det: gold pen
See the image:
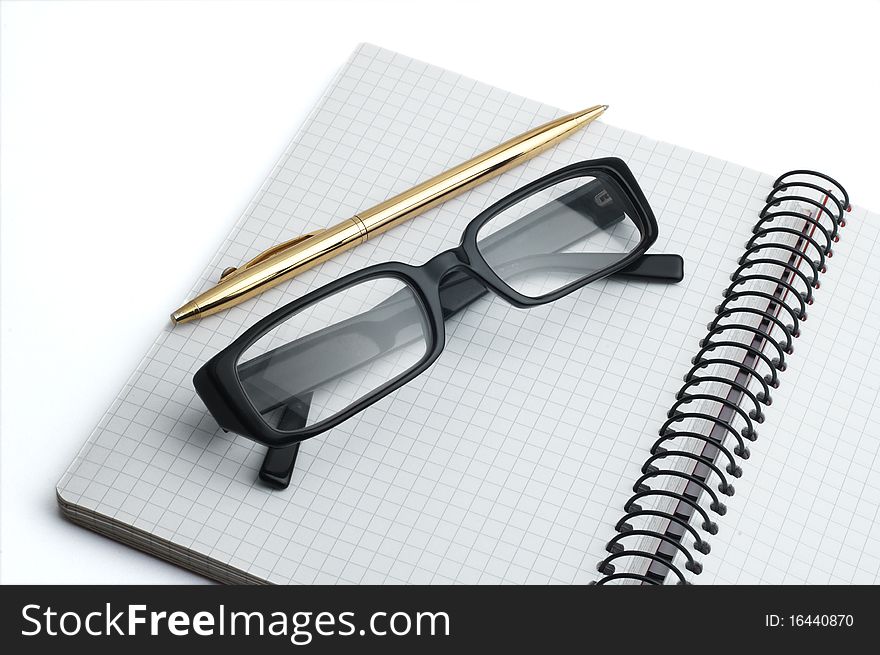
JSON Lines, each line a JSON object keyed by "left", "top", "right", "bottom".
{"left": 171, "top": 104, "right": 608, "bottom": 324}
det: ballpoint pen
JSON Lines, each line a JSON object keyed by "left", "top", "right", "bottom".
{"left": 171, "top": 104, "right": 608, "bottom": 324}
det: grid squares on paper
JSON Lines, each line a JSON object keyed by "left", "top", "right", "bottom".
{"left": 59, "top": 43, "right": 776, "bottom": 584}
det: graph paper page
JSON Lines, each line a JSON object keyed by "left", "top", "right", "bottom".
{"left": 58, "top": 44, "right": 772, "bottom": 584}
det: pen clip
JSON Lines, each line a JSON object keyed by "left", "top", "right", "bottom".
{"left": 220, "top": 231, "right": 324, "bottom": 281}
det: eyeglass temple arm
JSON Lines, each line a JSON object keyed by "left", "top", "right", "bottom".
{"left": 617, "top": 253, "right": 685, "bottom": 282}
{"left": 258, "top": 394, "right": 311, "bottom": 488}
{"left": 440, "top": 253, "right": 681, "bottom": 317}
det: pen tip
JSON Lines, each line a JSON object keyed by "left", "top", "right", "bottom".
{"left": 573, "top": 104, "right": 608, "bottom": 121}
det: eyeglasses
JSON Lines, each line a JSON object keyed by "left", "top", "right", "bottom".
{"left": 195, "top": 158, "right": 683, "bottom": 488}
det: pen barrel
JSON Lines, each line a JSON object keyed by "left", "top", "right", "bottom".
{"left": 355, "top": 106, "right": 604, "bottom": 237}
{"left": 180, "top": 220, "right": 364, "bottom": 321}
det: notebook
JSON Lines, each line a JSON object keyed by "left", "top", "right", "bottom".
{"left": 57, "top": 43, "right": 880, "bottom": 584}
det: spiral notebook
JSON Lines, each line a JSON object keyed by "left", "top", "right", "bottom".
{"left": 57, "top": 43, "right": 880, "bottom": 584}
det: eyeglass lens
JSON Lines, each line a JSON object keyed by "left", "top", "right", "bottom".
{"left": 477, "top": 174, "right": 644, "bottom": 298}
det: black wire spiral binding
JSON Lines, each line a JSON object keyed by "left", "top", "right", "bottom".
{"left": 596, "top": 170, "right": 850, "bottom": 585}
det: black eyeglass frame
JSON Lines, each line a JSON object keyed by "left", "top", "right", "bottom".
{"left": 196, "top": 158, "right": 669, "bottom": 486}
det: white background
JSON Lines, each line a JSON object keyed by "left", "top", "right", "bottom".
{"left": 2, "top": 0, "right": 878, "bottom": 583}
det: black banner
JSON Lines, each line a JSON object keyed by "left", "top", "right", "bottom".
{"left": 1, "top": 585, "right": 875, "bottom": 651}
